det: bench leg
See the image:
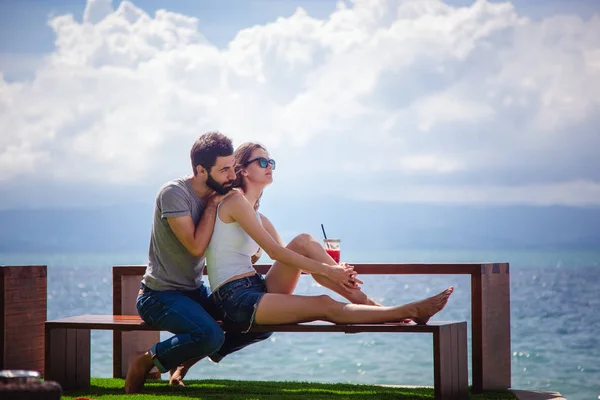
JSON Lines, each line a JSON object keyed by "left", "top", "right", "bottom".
{"left": 433, "top": 323, "right": 468, "bottom": 400}
{"left": 114, "top": 331, "right": 161, "bottom": 379}
{"left": 45, "top": 327, "right": 90, "bottom": 391}
{"left": 472, "top": 263, "right": 511, "bottom": 392}
{"left": 113, "top": 273, "right": 161, "bottom": 379}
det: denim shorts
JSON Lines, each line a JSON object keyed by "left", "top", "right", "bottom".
{"left": 213, "top": 274, "right": 267, "bottom": 332}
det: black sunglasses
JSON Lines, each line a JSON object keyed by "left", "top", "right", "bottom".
{"left": 245, "top": 157, "right": 276, "bottom": 170}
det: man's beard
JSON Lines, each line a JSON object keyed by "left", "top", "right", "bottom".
{"left": 206, "top": 173, "right": 234, "bottom": 195}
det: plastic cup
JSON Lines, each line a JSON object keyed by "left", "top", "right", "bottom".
{"left": 323, "top": 238, "right": 341, "bottom": 263}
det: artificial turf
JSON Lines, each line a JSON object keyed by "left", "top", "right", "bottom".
{"left": 61, "top": 378, "right": 517, "bottom": 399}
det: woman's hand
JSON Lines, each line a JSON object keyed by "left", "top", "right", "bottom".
{"left": 327, "top": 263, "right": 362, "bottom": 288}
{"left": 341, "top": 262, "right": 363, "bottom": 289}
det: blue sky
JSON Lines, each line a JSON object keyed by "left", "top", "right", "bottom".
{"left": 0, "top": 0, "right": 599, "bottom": 209}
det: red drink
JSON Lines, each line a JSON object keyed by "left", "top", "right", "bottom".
{"left": 325, "top": 248, "right": 341, "bottom": 263}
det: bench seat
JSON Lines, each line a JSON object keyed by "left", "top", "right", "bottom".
{"left": 45, "top": 315, "right": 468, "bottom": 400}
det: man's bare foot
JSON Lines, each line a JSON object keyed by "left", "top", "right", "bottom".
{"left": 410, "top": 286, "right": 454, "bottom": 325}
{"left": 125, "top": 352, "right": 154, "bottom": 394}
{"left": 169, "top": 365, "right": 187, "bottom": 387}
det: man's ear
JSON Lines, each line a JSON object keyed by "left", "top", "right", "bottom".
{"left": 196, "top": 165, "right": 208, "bottom": 176}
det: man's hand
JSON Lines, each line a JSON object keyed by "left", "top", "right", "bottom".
{"left": 207, "top": 188, "right": 243, "bottom": 207}
{"left": 251, "top": 248, "right": 263, "bottom": 264}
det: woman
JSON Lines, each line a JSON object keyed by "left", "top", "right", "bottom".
{"left": 205, "top": 142, "right": 453, "bottom": 330}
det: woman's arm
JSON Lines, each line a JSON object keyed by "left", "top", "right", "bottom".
{"left": 222, "top": 195, "right": 351, "bottom": 284}
{"left": 259, "top": 213, "right": 286, "bottom": 247}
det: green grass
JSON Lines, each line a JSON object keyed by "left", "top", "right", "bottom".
{"left": 61, "top": 378, "right": 517, "bottom": 400}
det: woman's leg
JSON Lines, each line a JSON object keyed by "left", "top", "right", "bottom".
{"left": 254, "top": 287, "right": 454, "bottom": 325}
{"left": 265, "top": 233, "right": 379, "bottom": 305}
{"left": 264, "top": 233, "right": 308, "bottom": 294}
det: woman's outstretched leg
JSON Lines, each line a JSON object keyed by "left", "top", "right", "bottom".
{"left": 254, "top": 287, "right": 454, "bottom": 325}
{"left": 265, "top": 233, "right": 379, "bottom": 305}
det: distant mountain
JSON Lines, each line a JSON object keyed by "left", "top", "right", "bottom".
{"left": 262, "top": 197, "right": 600, "bottom": 251}
{"left": 0, "top": 203, "right": 154, "bottom": 252}
{"left": 0, "top": 198, "right": 599, "bottom": 252}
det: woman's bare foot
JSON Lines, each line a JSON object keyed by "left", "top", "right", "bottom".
{"left": 168, "top": 357, "right": 203, "bottom": 386}
{"left": 410, "top": 286, "right": 454, "bottom": 325}
{"left": 125, "top": 352, "right": 154, "bottom": 394}
{"left": 169, "top": 365, "right": 187, "bottom": 387}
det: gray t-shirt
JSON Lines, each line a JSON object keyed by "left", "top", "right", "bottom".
{"left": 142, "top": 177, "right": 207, "bottom": 291}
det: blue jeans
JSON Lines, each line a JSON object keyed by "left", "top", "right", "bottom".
{"left": 136, "top": 282, "right": 272, "bottom": 373}
{"left": 213, "top": 274, "right": 268, "bottom": 332}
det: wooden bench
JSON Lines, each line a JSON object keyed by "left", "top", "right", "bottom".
{"left": 45, "top": 262, "right": 511, "bottom": 399}
{"left": 45, "top": 315, "right": 468, "bottom": 400}
{"left": 113, "top": 264, "right": 511, "bottom": 393}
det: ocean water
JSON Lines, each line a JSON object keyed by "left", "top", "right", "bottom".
{"left": 1, "top": 249, "right": 599, "bottom": 400}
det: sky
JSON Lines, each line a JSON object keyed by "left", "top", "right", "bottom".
{"left": 0, "top": 0, "right": 599, "bottom": 210}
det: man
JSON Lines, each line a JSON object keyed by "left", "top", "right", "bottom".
{"left": 125, "top": 132, "right": 271, "bottom": 394}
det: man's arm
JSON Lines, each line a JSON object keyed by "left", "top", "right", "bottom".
{"left": 167, "top": 202, "right": 217, "bottom": 257}
{"left": 167, "top": 191, "right": 241, "bottom": 257}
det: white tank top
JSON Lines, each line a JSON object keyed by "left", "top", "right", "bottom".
{"left": 205, "top": 203, "right": 262, "bottom": 291}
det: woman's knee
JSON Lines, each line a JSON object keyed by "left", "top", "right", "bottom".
{"left": 288, "top": 233, "right": 315, "bottom": 252}
{"left": 314, "top": 294, "right": 341, "bottom": 319}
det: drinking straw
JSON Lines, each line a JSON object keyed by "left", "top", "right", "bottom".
{"left": 321, "top": 224, "right": 331, "bottom": 249}
{"left": 321, "top": 224, "right": 328, "bottom": 240}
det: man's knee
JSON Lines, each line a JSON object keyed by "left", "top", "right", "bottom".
{"left": 190, "top": 326, "right": 225, "bottom": 355}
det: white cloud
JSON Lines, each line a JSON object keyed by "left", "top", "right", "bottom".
{"left": 0, "top": 0, "right": 599, "bottom": 205}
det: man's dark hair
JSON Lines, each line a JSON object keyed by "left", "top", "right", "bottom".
{"left": 190, "top": 131, "right": 234, "bottom": 175}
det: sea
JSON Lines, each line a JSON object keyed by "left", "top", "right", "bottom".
{"left": 1, "top": 249, "right": 599, "bottom": 400}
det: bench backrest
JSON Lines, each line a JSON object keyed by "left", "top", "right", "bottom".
{"left": 112, "top": 262, "right": 490, "bottom": 315}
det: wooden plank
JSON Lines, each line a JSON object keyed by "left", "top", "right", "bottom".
{"left": 471, "top": 270, "right": 483, "bottom": 392}
{"left": 433, "top": 328, "right": 443, "bottom": 400}
{"left": 121, "top": 331, "right": 161, "bottom": 379}
{"left": 113, "top": 266, "right": 147, "bottom": 276}
{"left": 256, "top": 263, "right": 480, "bottom": 275}
{"left": 456, "top": 322, "right": 469, "bottom": 399}
{"left": 118, "top": 275, "right": 161, "bottom": 379}
{"left": 46, "top": 315, "right": 457, "bottom": 333}
{"left": 64, "top": 328, "right": 78, "bottom": 390}
{"left": 112, "top": 266, "right": 123, "bottom": 379}
{"left": 45, "top": 327, "right": 67, "bottom": 386}
{"left": 76, "top": 329, "right": 91, "bottom": 389}
{"left": 0, "top": 268, "right": 4, "bottom": 368}
{"left": 480, "top": 262, "right": 511, "bottom": 391}
{"left": 115, "top": 264, "right": 482, "bottom": 276}
{"left": 434, "top": 324, "right": 465, "bottom": 400}
{"left": 450, "top": 324, "right": 459, "bottom": 397}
